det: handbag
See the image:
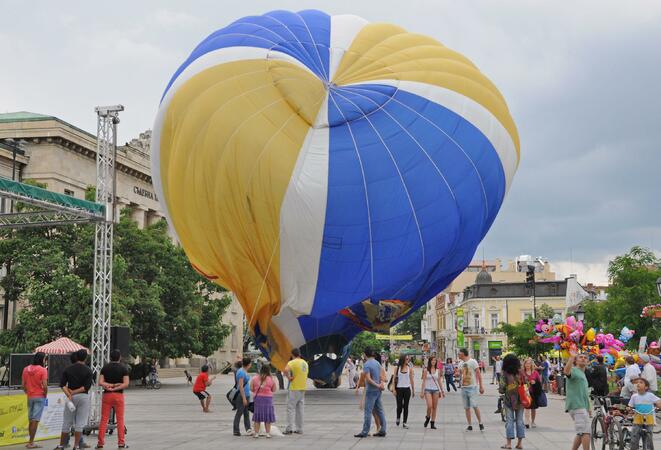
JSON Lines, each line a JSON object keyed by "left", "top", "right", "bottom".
{"left": 518, "top": 376, "right": 532, "bottom": 409}
{"left": 388, "top": 366, "right": 399, "bottom": 393}
{"left": 537, "top": 390, "right": 548, "bottom": 407}
{"left": 226, "top": 372, "right": 240, "bottom": 407}
{"left": 248, "top": 376, "right": 268, "bottom": 413}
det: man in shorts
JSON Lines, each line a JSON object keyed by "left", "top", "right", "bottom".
{"left": 56, "top": 349, "right": 94, "bottom": 450}
{"left": 564, "top": 352, "right": 591, "bottom": 450}
{"left": 22, "top": 352, "right": 48, "bottom": 449}
{"left": 458, "top": 348, "right": 484, "bottom": 431}
{"left": 193, "top": 364, "right": 216, "bottom": 412}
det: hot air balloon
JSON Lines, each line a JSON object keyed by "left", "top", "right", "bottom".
{"left": 151, "top": 10, "right": 519, "bottom": 386}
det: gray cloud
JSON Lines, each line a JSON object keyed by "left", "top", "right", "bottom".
{"left": 1, "top": 0, "right": 659, "bottom": 283}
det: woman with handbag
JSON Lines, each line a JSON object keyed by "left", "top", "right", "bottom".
{"left": 522, "top": 358, "right": 541, "bottom": 428}
{"left": 390, "top": 354, "right": 415, "bottom": 428}
{"left": 420, "top": 355, "right": 445, "bottom": 429}
{"left": 498, "top": 354, "right": 526, "bottom": 449}
{"left": 250, "top": 363, "right": 277, "bottom": 438}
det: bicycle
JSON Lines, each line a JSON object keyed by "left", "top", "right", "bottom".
{"left": 608, "top": 404, "right": 656, "bottom": 450}
{"left": 145, "top": 373, "right": 162, "bottom": 390}
{"left": 590, "top": 395, "right": 611, "bottom": 450}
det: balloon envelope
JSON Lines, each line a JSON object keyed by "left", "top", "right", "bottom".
{"left": 152, "top": 10, "right": 519, "bottom": 383}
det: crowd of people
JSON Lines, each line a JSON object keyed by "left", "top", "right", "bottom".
{"left": 18, "top": 342, "right": 660, "bottom": 449}
{"left": 21, "top": 348, "right": 129, "bottom": 450}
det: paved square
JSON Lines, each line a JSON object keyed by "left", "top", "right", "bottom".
{"left": 4, "top": 375, "right": 657, "bottom": 449}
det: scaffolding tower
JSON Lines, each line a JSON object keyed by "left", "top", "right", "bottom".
{"left": 89, "top": 105, "right": 123, "bottom": 427}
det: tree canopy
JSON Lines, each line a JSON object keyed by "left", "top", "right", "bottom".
{"left": 584, "top": 246, "right": 661, "bottom": 347}
{"left": 349, "top": 331, "right": 386, "bottom": 359}
{"left": 396, "top": 304, "right": 427, "bottom": 340}
{"left": 0, "top": 206, "right": 231, "bottom": 360}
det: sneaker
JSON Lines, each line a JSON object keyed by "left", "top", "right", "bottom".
{"left": 531, "top": 423, "right": 537, "bottom": 428}
{"left": 396, "top": 419, "right": 400, "bottom": 426}
{"left": 466, "top": 426, "right": 473, "bottom": 431}
{"left": 479, "top": 423, "right": 484, "bottom": 431}
{"left": 283, "top": 430, "right": 293, "bottom": 435}
{"left": 253, "top": 434, "right": 259, "bottom": 439}
{"left": 246, "top": 429, "right": 255, "bottom": 436}
{"left": 354, "top": 433, "right": 368, "bottom": 438}
{"left": 403, "top": 423, "right": 409, "bottom": 429}
{"left": 265, "top": 434, "right": 271, "bottom": 439}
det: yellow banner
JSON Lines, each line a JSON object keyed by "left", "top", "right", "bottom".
{"left": 0, "top": 393, "right": 65, "bottom": 446}
{"left": 375, "top": 334, "right": 413, "bottom": 341}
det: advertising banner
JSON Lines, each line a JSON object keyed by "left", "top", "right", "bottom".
{"left": 0, "top": 393, "right": 66, "bottom": 447}
{"left": 456, "top": 308, "right": 465, "bottom": 348}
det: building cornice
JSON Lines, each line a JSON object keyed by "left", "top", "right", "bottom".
{"left": 0, "top": 120, "right": 153, "bottom": 183}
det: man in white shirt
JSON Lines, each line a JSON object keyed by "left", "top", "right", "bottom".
{"left": 495, "top": 356, "right": 503, "bottom": 384}
{"left": 638, "top": 354, "right": 658, "bottom": 392}
{"left": 458, "top": 348, "right": 484, "bottom": 431}
{"left": 622, "top": 355, "right": 642, "bottom": 399}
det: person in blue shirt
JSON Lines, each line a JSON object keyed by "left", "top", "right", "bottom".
{"left": 233, "top": 357, "right": 253, "bottom": 436}
{"left": 354, "top": 347, "right": 387, "bottom": 438}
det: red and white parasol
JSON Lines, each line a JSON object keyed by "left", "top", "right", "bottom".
{"left": 35, "top": 337, "right": 89, "bottom": 355}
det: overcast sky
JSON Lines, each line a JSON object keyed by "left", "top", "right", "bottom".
{"left": 2, "top": 1, "right": 660, "bottom": 284}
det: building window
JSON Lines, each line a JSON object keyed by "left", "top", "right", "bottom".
{"left": 523, "top": 312, "right": 533, "bottom": 321}
{"left": 231, "top": 325, "right": 238, "bottom": 350}
{"left": 473, "top": 313, "right": 480, "bottom": 329}
{"left": 490, "top": 313, "right": 499, "bottom": 329}
{"left": 64, "top": 189, "right": 74, "bottom": 197}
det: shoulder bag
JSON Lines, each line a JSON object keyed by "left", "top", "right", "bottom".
{"left": 226, "top": 372, "right": 240, "bottom": 407}
{"left": 518, "top": 375, "right": 532, "bottom": 409}
{"left": 249, "top": 377, "right": 266, "bottom": 413}
{"left": 388, "top": 365, "right": 399, "bottom": 393}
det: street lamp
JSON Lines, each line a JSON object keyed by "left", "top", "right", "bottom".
{"left": 575, "top": 304, "right": 585, "bottom": 322}
{"left": 656, "top": 277, "right": 661, "bottom": 298}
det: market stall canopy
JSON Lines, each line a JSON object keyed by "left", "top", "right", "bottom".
{"left": 35, "top": 337, "right": 88, "bottom": 355}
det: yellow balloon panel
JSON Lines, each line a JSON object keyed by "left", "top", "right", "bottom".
{"left": 158, "top": 59, "right": 325, "bottom": 369}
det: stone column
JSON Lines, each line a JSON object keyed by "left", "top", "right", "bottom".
{"left": 130, "top": 205, "right": 148, "bottom": 229}
{"left": 115, "top": 197, "right": 130, "bottom": 220}
{"left": 147, "top": 211, "right": 164, "bottom": 226}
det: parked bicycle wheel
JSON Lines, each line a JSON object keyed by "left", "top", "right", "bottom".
{"left": 152, "top": 380, "right": 162, "bottom": 390}
{"left": 591, "top": 415, "right": 606, "bottom": 450}
{"left": 608, "top": 419, "right": 623, "bottom": 450}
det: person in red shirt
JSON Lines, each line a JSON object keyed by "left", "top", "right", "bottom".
{"left": 22, "top": 352, "right": 48, "bottom": 449}
{"left": 193, "top": 365, "right": 216, "bottom": 412}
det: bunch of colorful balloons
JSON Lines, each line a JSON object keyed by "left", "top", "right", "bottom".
{"left": 533, "top": 315, "right": 635, "bottom": 360}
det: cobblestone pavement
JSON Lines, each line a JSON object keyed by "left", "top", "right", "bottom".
{"left": 6, "top": 375, "right": 659, "bottom": 449}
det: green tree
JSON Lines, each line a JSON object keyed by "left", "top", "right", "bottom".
{"left": 396, "top": 305, "right": 426, "bottom": 340}
{"left": 583, "top": 246, "right": 661, "bottom": 348}
{"left": 537, "top": 303, "right": 556, "bottom": 320}
{"left": 0, "top": 208, "right": 231, "bottom": 360}
{"left": 499, "top": 318, "right": 552, "bottom": 357}
{"left": 349, "top": 331, "right": 385, "bottom": 359}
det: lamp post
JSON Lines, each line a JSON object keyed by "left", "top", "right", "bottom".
{"left": 656, "top": 277, "right": 661, "bottom": 298}
{"left": 575, "top": 304, "right": 585, "bottom": 322}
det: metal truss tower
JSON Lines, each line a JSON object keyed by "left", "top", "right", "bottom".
{"left": 89, "top": 105, "right": 123, "bottom": 426}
